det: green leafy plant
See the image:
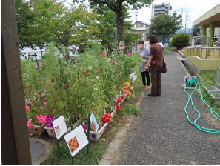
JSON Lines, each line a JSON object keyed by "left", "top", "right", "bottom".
{"left": 120, "top": 104, "right": 141, "bottom": 116}
{"left": 171, "top": 33, "right": 190, "bottom": 49}
{"left": 22, "top": 42, "right": 136, "bottom": 128}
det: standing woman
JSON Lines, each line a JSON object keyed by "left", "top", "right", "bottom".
{"left": 138, "top": 41, "right": 150, "bottom": 90}
{"left": 145, "top": 36, "right": 163, "bottom": 96}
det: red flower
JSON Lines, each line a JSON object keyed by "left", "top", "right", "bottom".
{"left": 102, "top": 112, "right": 112, "bottom": 124}
{"left": 116, "top": 104, "right": 121, "bottom": 113}
{"left": 99, "top": 51, "right": 104, "bottom": 54}
{"left": 51, "top": 79, "right": 54, "bottom": 82}
{"left": 55, "top": 87, "right": 58, "bottom": 90}
{"left": 101, "top": 54, "right": 104, "bottom": 57}
{"left": 121, "top": 94, "right": 124, "bottom": 99}
{"left": 117, "top": 97, "right": 121, "bottom": 103}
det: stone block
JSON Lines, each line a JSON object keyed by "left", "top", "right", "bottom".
{"left": 214, "top": 49, "right": 220, "bottom": 58}
{"left": 188, "top": 56, "right": 219, "bottom": 70}
{"left": 201, "top": 49, "right": 207, "bottom": 59}
{"left": 183, "top": 47, "right": 189, "bottom": 56}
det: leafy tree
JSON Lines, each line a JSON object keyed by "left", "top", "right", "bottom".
{"left": 56, "top": 4, "right": 100, "bottom": 49}
{"left": 193, "top": 26, "right": 200, "bottom": 36}
{"left": 73, "top": 0, "right": 153, "bottom": 43}
{"left": 30, "top": 0, "right": 67, "bottom": 48}
{"left": 15, "top": 0, "right": 67, "bottom": 48}
{"left": 15, "top": 0, "right": 99, "bottom": 50}
{"left": 150, "top": 12, "right": 182, "bottom": 43}
{"left": 96, "top": 7, "right": 141, "bottom": 51}
{"left": 96, "top": 9, "right": 117, "bottom": 51}
{"left": 14, "top": 0, "right": 35, "bottom": 48}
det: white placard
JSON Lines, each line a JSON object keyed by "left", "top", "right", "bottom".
{"left": 130, "top": 72, "right": 137, "bottom": 82}
{"left": 64, "top": 125, "right": 89, "bottom": 157}
{"left": 53, "top": 115, "right": 67, "bottom": 139}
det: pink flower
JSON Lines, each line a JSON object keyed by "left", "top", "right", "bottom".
{"left": 44, "top": 102, "right": 47, "bottom": 109}
{"left": 113, "top": 61, "right": 118, "bottom": 65}
{"left": 101, "top": 54, "right": 104, "bottom": 57}
{"left": 27, "top": 119, "right": 32, "bottom": 129}
{"left": 107, "top": 57, "right": 111, "bottom": 62}
{"left": 73, "top": 47, "right": 76, "bottom": 50}
{"left": 99, "top": 51, "right": 104, "bottom": 54}
{"left": 35, "top": 65, "right": 38, "bottom": 69}
{"left": 36, "top": 114, "right": 47, "bottom": 127}
{"left": 115, "top": 59, "right": 118, "bottom": 62}
{"left": 127, "top": 53, "right": 131, "bottom": 56}
{"left": 25, "top": 105, "right": 30, "bottom": 113}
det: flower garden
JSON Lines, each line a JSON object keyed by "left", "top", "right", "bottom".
{"left": 22, "top": 42, "right": 137, "bottom": 138}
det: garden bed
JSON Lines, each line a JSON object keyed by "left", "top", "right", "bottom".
{"left": 22, "top": 42, "right": 137, "bottom": 136}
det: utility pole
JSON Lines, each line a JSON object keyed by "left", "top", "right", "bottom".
{"left": 185, "top": 11, "right": 189, "bottom": 33}
{"left": 134, "top": 11, "right": 139, "bottom": 28}
{"left": 134, "top": 11, "right": 139, "bottom": 53}
{"left": 181, "top": 8, "right": 183, "bottom": 32}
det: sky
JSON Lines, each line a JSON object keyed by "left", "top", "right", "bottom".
{"left": 128, "top": 0, "right": 220, "bottom": 28}
{"left": 64, "top": 0, "right": 220, "bottom": 29}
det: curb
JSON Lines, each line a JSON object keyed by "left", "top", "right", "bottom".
{"left": 99, "top": 92, "right": 145, "bottom": 165}
{"left": 31, "top": 138, "right": 52, "bottom": 165}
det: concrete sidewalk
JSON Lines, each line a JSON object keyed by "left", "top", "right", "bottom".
{"left": 117, "top": 52, "right": 220, "bottom": 165}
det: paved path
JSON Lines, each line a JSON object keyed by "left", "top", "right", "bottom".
{"left": 117, "top": 52, "right": 220, "bottom": 165}
{"left": 30, "top": 139, "right": 45, "bottom": 163}
{"left": 30, "top": 138, "right": 52, "bottom": 164}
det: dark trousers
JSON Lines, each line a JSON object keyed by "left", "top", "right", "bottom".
{"left": 141, "top": 70, "right": 150, "bottom": 86}
{"left": 151, "top": 67, "right": 161, "bottom": 95}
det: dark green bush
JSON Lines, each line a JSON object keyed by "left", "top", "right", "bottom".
{"left": 171, "top": 33, "right": 190, "bottom": 49}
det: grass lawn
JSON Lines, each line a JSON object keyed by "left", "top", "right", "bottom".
{"left": 164, "top": 47, "right": 176, "bottom": 53}
{"left": 199, "top": 70, "right": 220, "bottom": 113}
{"left": 42, "top": 53, "right": 144, "bottom": 165}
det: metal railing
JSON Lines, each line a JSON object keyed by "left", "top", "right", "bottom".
{"left": 192, "top": 36, "right": 220, "bottom": 47}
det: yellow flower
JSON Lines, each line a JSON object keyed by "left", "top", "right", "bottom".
{"left": 130, "top": 86, "right": 134, "bottom": 91}
{"left": 125, "top": 82, "right": 130, "bottom": 87}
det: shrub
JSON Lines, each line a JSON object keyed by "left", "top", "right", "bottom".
{"left": 171, "top": 33, "right": 190, "bottom": 49}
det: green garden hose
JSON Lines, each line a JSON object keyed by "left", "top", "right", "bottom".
{"left": 184, "top": 77, "right": 220, "bottom": 133}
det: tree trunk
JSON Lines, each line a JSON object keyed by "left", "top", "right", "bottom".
{"left": 162, "top": 35, "right": 165, "bottom": 44}
{"left": 116, "top": 6, "right": 124, "bottom": 44}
